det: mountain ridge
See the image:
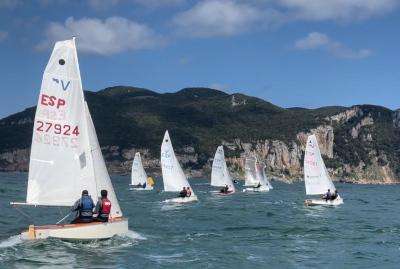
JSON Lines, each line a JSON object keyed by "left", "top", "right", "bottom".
{"left": 0, "top": 86, "right": 399, "bottom": 184}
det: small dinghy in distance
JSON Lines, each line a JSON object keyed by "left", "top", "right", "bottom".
{"left": 161, "top": 131, "right": 198, "bottom": 203}
{"left": 304, "top": 135, "right": 343, "bottom": 206}
{"left": 243, "top": 157, "right": 270, "bottom": 192}
{"left": 130, "top": 152, "right": 153, "bottom": 191}
{"left": 10, "top": 38, "right": 128, "bottom": 240}
{"left": 211, "top": 146, "right": 235, "bottom": 195}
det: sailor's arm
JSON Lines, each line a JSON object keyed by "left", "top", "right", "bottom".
{"left": 93, "top": 200, "right": 101, "bottom": 215}
{"left": 71, "top": 198, "right": 81, "bottom": 211}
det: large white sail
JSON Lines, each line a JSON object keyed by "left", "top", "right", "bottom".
{"left": 244, "top": 157, "right": 258, "bottom": 186}
{"left": 131, "top": 152, "right": 147, "bottom": 186}
{"left": 84, "top": 102, "right": 122, "bottom": 217}
{"left": 26, "top": 38, "right": 122, "bottom": 217}
{"left": 304, "top": 134, "right": 336, "bottom": 195}
{"left": 211, "top": 146, "right": 234, "bottom": 191}
{"left": 161, "top": 130, "right": 194, "bottom": 193}
{"left": 262, "top": 167, "right": 273, "bottom": 189}
{"left": 255, "top": 162, "right": 268, "bottom": 187}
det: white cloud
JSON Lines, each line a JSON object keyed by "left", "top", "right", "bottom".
{"left": 37, "top": 17, "right": 163, "bottom": 55}
{"left": 170, "top": 0, "right": 399, "bottom": 38}
{"left": 294, "top": 32, "right": 372, "bottom": 59}
{"left": 0, "top": 31, "right": 7, "bottom": 42}
{"left": 279, "top": 0, "right": 399, "bottom": 21}
{"left": 172, "top": 0, "right": 264, "bottom": 37}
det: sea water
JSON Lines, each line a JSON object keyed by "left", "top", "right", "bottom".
{"left": 1, "top": 172, "right": 400, "bottom": 268}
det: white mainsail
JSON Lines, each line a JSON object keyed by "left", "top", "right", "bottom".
{"left": 211, "top": 146, "right": 235, "bottom": 191}
{"left": 244, "top": 157, "right": 258, "bottom": 186}
{"left": 161, "top": 130, "right": 194, "bottom": 194}
{"left": 255, "top": 162, "right": 269, "bottom": 188}
{"left": 304, "top": 134, "right": 336, "bottom": 195}
{"left": 26, "top": 38, "right": 122, "bottom": 217}
{"left": 262, "top": 167, "right": 273, "bottom": 189}
{"left": 131, "top": 152, "right": 148, "bottom": 186}
{"left": 255, "top": 162, "right": 273, "bottom": 189}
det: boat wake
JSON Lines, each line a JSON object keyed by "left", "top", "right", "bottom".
{"left": 0, "top": 234, "right": 27, "bottom": 249}
{"left": 0, "top": 230, "right": 145, "bottom": 251}
{"left": 120, "top": 230, "right": 147, "bottom": 241}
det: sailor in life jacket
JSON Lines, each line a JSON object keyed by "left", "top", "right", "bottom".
{"left": 71, "top": 190, "right": 95, "bottom": 224}
{"left": 94, "top": 189, "right": 112, "bottom": 222}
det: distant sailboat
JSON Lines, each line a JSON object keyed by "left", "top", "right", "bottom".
{"left": 256, "top": 162, "right": 273, "bottom": 190}
{"left": 10, "top": 38, "right": 128, "bottom": 239}
{"left": 130, "top": 152, "right": 153, "bottom": 191}
{"left": 211, "top": 146, "right": 235, "bottom": 194}
{"left": 243, "top": 157, "right": 270, "bottom": 192}
{"left": 304, "top": 134, "right": 343, "bottom": 206}
{"left": 161, "top": 130, "right": 198, "bottom": 203}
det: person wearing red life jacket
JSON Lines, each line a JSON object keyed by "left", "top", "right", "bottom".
{"left": 94, "top": 189, "right": 111, "bottom": 222}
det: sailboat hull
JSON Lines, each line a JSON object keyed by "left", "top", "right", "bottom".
{"left": 165, "top": 196, "right": 198, "bottom": 203}
{"left": 304, "top": 197, "right": 344, "bottom": 206}
{"left": 22, "top": 218, "right": 129, "bottom": 240}
{"left": 129, "top": 187, "right": 154, "bottom": 191}
{"left": 243, "top": 186, "right": 270, "bottom": 192}
{"left": 219, "top": 190, "right": 235, "bottom": 195}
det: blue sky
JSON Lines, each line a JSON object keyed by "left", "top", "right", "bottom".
{"left": 0, "top": 0, "right": 399, "bottom": 118}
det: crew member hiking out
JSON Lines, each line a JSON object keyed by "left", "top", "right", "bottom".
{"left": 94, "top": 189, "right": 111, "bottom": 222}
{"left": 186, "top": 187, "right": 192, "bottom": 197}
{"left": 71, "top": 190, "right": 95, "bottom": 224}
{"left": 322, "top": 189, "right": 332, "bottom": 201}
{"left": 179, "top": 187, "right": 187, "bottom": 198}
{"left": 220, "top": 185, "right": 229, "bottom": 193}
{"left": 331, "top": 190, "right": 338, "bottom": 200}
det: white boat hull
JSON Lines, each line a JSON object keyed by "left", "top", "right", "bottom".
{"left": 129, "top": 187, "right": 153, "bottom": 191}
{"left": 165, "top": 196, "right": 198, "bottom": 203}
{"left": 304, "top": 197, "right": 344, "bottom": 206}
{"left": 243, "top": 186, "right": 270, "bottom": 192}
{"left": 22, "top": 218, "right": 129, "bottom": 240}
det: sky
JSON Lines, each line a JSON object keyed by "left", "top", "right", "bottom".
{"left": 0, "top": 0, "right": 399, "bottom": 118}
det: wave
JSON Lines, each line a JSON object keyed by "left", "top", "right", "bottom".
{"left": 120, "top": 230, "right": 147, "bottom": 241}
{"left": 0, "top": 234, "right": 27, "bottom": 249}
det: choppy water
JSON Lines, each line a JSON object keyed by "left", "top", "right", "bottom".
{"left": 1, "top": 172, "right": 400, "bottom": 268}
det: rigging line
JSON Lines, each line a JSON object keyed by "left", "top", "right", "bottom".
{"left": 12, "top": 205, "right": 35, "bottom": 223}
{"left": 56, "top": 212, "right": 72, "bottom": 225}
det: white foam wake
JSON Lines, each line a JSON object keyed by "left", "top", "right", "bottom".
{"left": 120, "top": 230, "right": 147, "bottom": 241}
{"left": 0, "top": 234, "right": 27, "bottom": 249}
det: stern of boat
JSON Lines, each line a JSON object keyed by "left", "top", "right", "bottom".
{"left": 21, "top": 217, "right": 129, "bottom": 240}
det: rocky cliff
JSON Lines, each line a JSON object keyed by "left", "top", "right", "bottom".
{"left": 0, "top": 87, "right": 399, "bottom": 184}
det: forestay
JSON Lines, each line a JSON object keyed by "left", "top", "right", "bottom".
{"left": 304, "top": 134, "right": 336, "bottom": 195}
{"left": 244, "top": 157, "right": 258, "bottom": 186}
{"left": 26, "top": 38, "right": 122, "bottom": 217}
{"left": 131, "top": 152, "right": 148, "bottom": 186}
{"left": 211, "top": 146, "right": 235, "bottom": 190}
{"left": 161, "top": 130, "right": 193, "bottom": 193}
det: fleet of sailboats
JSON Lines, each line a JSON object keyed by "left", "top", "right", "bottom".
{"left": 9, "top": 37, "right": 344, "bottom": 241}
